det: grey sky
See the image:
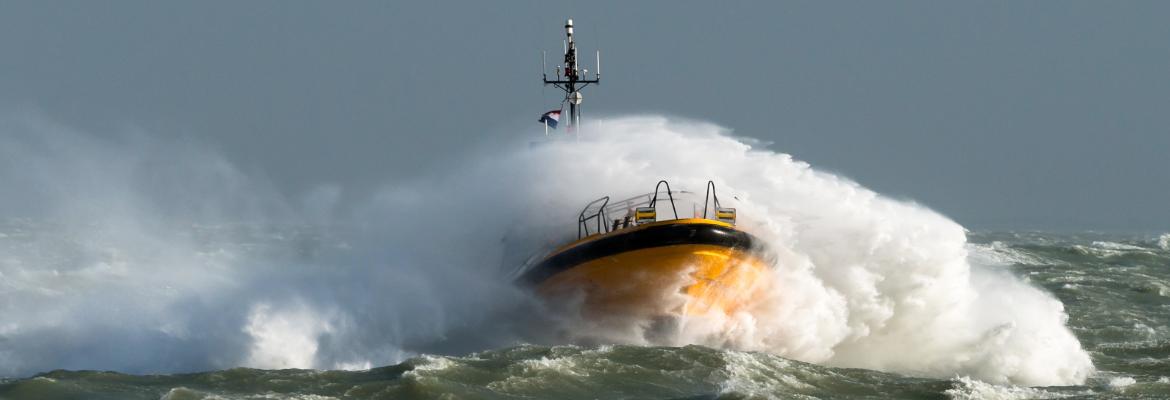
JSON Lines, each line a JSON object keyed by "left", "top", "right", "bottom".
{"left": 1, "top": 1, "right": 1167, "bottom": 230}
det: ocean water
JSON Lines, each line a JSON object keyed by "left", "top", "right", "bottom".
{"left": 0, "top": 114, "right": 1166, "bottom": 399}
{"left": 1, "top": 230, "right": 1168, "bottom": 399}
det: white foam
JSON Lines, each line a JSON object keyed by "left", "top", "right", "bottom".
{"left": 1107, "top": 376, "right": 1136, "bottom": 391}
{"left": 944, "top": 376, "right": 1069, "bottom": 400}
{"left": 0, "top": 113, "right": 1093, "bottom": 386}
{"left": 718, "top": 350, "right": 811, "bottom": 396}
{"left": 1092, "top": 241, "right": 1146, "bottom": 251}
{"left": 967, "top": 242, "right": 1052, "bottom": 267}
{"left": 160, "top": 387, "right": 223, "bottom": 400}
{"left": 408, "top": 355, "right": 457, "bottom": 372}
{"left": 511, "top": 117, "right": 1092, "bottom": 385}
{"left": 243, "top": 302, "right": 334, "bottom": 370}
{"left": 1074, "top": 241, "right": 1157, "bottom": 258}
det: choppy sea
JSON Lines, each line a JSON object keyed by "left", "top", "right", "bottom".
{"left": 1, "top": 230, "right": 1166, "bottom": 400}
{"left": 2, "top": 114, "right": 1167, "bottom": 399}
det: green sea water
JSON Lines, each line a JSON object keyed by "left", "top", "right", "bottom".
{"left": 1, "top": 231, "right": 1167, "bottom": 400}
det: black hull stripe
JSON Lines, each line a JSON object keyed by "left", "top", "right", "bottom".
{"left": 517, "top": 222, "right": 760, "bottom": 286}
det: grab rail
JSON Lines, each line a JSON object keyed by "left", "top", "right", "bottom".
{"left": 578, "top": 180, "right": 715, "bottom": 238}
{"left": 649, "top": 180, "right": 679, "bottom": 220}
{"left": 577, "top": 196, "right": 610, "bottom": 238}
{"left": 702, "top": 180, "right": 720, "bottom": 219}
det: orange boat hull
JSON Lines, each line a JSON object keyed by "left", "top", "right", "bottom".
{"left": 519, "top": 219, "right": 771, "bottom": 321}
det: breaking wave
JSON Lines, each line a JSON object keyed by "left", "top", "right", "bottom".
{"left": 0, "top": 112, "right": 1092, "bottom": 386}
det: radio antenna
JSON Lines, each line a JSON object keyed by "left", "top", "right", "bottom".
{"left": 542, "top": 18, "right": 600, "bottom": 134}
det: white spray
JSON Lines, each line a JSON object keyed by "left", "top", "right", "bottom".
{"left": 502, "top": 116, "right": 1093, "bottom": 386}
{"left": 0, "top": 113, "right": 1092, "bottom": 386}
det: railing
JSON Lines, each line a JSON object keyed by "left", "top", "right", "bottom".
{"left": 649, "top": 180, "right": 679, "bottom": 220}
{"left": 577, "top": 196, "right": 610, "bottom": 238}
{"left": 577, "top": 180, "right": 730, "bottom": 239}
{"left": 703, "top": 180, "right": 720, "bottom": 219}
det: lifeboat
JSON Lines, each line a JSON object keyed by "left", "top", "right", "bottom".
{"left": 516, "top": 180, "right": 772, "bottom": 322}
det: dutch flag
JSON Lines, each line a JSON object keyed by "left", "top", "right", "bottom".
{"left": 538, "top": 110, "right": 561, "bottom": 129}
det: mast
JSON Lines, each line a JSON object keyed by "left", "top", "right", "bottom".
{"left": 543, "top": 18, "right": 599, "bottom": 134}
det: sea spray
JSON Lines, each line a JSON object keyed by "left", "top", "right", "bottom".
{"left": 0, "top": 112, "right": 1093, "bottom": 386}
{"left": 0, "top": 112, "right": 533, "bottom": 376}
{"left": 504, "top": 116, "right": 1093, "bottom": 385}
